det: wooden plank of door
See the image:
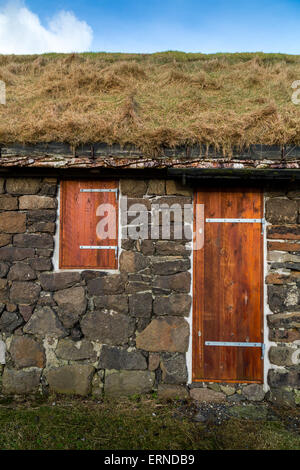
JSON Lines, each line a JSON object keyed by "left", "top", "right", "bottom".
{"left": 193, "top": 188, "right": 263, "bottom": 383}
{"left": 60, "top": 180, "right": 118, "bottom": 269}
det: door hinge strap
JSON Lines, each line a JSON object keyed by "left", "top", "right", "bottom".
{"left": 80, "top": 189, "right": 118, "bottom": 193}
{"left": 205, "top": 341, "right": 265, "bottom": 359}
{"left": 206, "top": 218, "right": 264, "bottom": 223}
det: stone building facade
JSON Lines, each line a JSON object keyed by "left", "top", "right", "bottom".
{"left": 0, "top": 175, "right": 299, "bottom": 405}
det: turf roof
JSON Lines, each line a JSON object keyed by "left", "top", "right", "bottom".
{"left": 1, "top": 51, "right": 300, "bottom": 155}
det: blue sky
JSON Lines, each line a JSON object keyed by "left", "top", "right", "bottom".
{"left": 1, "top": 0, "right": 300, "bottom": 54}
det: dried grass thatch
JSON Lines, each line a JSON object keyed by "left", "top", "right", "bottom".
{"left": 1, "top": 51, "right": 300, "bottom": 154}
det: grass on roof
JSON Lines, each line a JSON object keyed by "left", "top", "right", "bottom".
{"left": 1, "top": 51, "right": 300, "bottom": 154}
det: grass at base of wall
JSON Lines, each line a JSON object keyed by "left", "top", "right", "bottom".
{"left": 0, "top": 395, "right": 299, "bottom": 450}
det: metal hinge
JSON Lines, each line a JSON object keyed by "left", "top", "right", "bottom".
{"left": 205, "top": 341, "right": 265, "bottom": 359}
{"left": 206, "top": 218, "right": 263, "bottom": 223}
{"left": 79, "top": 245, "right": 118, "bottom": 259}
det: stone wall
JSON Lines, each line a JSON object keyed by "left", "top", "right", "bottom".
{"left": 0, "top": 176, "right": 299, "bottom": 405}
{"left": 0, "top": 177, "right": 192, "bottom": 399}
{"left": 265, "top": 188, "right": 300, "bottom": 406}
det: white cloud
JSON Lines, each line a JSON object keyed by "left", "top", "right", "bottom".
{"left": 0, "top": 1, "right": 93, "bottom": 54}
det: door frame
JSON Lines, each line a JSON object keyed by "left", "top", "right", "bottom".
{"left": 191, "top": 187, "right": 265, "bottom": 384}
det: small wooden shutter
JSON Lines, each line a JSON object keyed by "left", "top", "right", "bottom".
{"left": 59, "top": 180, "right": 118, "bottom": 269}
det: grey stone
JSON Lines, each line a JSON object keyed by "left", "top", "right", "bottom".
{"left": 10, "top": 281, "right": 41, "bottom": 304}
{"left": 87, "top": 274, "right": 125, "bottom": 296}
{"left": 269, "top": 328, "right": 300, "bottom": 343}
{"left": 268, "top": 369, "right": 300, "bottom": 389}
{"left": 19, "top": 304, "right": 34, "bottom": 322}
{"left": 29, "top": 258, "right": 53, "bottom": 272}
{"left": 120, "top": 179, "right": 147, "bottom": 197}
{"left": 0, "top": 195, "right": 18, "bottom": 210}
{"left": 45, "top": 365, "right": 95, "bottom": 396}
{"left": 136, "top": 317, "right": 189, "bottom": 353}
{"left": 220, "top": 385, "right": 236, "bottom": 396}
{"left": 8, "top": 262, "right": 37, "bottom": 281}
{"left": 13, "top": 233, "right": 54, "bottom": 249}
{"left": 151, "top": 257, "right": 190, "bottom": 275}
{"left": 0, "top": 311, "right": 23, "bottom": 333}
{"left": 269, "top": 346, "right": 296, "bottom": 366}
{"left": 207, "top": 383, "right": 221, "bottom": 392}
{"left": 227, "top": 393, "right": 246, "bottom": 403}
{"left": 0, "top": 279, "right": 9, "bottom": 302}
{"left": 125, "top": 281, "right": 150, "bottom": 293}
{"left": 26, "top": 210, "right": 56, "bottom": 224}
{"left": 267, "top": 312, "right": 300, "bottom": 329}
{"left": 94, "top": 295, "right": 128, "bottom": 314}
{"left": 99, "top": 345, "right": 147, "bottom": 370}
{"left": 266, "top": 198, "right": 298, "bottom": 224}
{"left": 81, "top": 310, "right": 134, "bottom": 345}
{"left": 71, "top": 325, "right": 83, "bottom": 342}
{"left": 92, "top": 372, "right": 104, "bottom": 398}
{"left": 0, "top": 212, "right": 26, "bottom": 233}
{"left": 54, "top": 286, "right": 87, "bottom": 328}
{"left": 0, "top": 234, "right": 11, "bottom": 248}
{"left": 147, "top": 179, "right": 165, "bottom": 195}
{"left": 55, "top": 339, "right": 96, "bottom": 361}
{"left": 24, "top": 306, "right": 67, "bottom": 338}
{"left": 6, "top": 178, "right": 41, "bottom": 195}
{"left": 156, "top": 241, "right": 190, "bottom": 257}
{"left": 119, "top": 251, "right": 149, "bottom": 273}
{"left": 0, "top": 247, "right": 35, "bottom": 262}
{"left": 6, "top": 303, "right": 17, "bottom": 313}
{"left": 268, "top": 285, "right": 299, "bottom": 313}
{"left": 39, "top": 179, "right": 57, "bottom": 196}
{"left": 160, "top": 353, "right": 188, "bottom": 384}
{"left": 19, "top": 195, "right": 56, "bottom": 210}
{"left": 242, "top": 384, "right": 266, "bottom": 402}
{"left": 190, "top": 388, "right": 226, "bottom": 403}
{"left": 37, "top": 292, "right": 55, "bottom": 307}
{"left": 140, "top": 240, "right": 155, "bottom": 256}
{"left": 39, "top": 272, "right": 81, "bottom": 292}
{"left": 10, "top": 335, "right": 45, "bottom": 369}
{"left": 121, "top": 239, "right": 135, "bottom": 251}
{"left": 269, "top": 387, "right": 296, "bottom": 407}
{"left": 153, "top": 272, "right": 191, "bottom": 293}
{"left": 28, "top": 222, "right": 56, "bottom": 234}
{"left": 104, "top": 370, "right": 155, "bottom": 397}
{"left": 2, "top": 368, "right": 42, "bottom": 394}
{"left": 129, "top": 292, "right": 152, "bottom": 317}
{"left": 81, "top": 271, "right": 107, "bottom": 282}
{"left": 148, "top": 352, "right": 160, "bottom": 371}
{"left": 153, "top": 294, "right": 191, "bottom": 316}
{"left": 166, "top": 180, "right": 193, "bottom": 196}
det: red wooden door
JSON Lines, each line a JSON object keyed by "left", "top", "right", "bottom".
{"left": 60, "top": 180, "right": 118, "bottom": 269}
{"left": 193, "top": 188, "right": 264, "bottom": 383}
